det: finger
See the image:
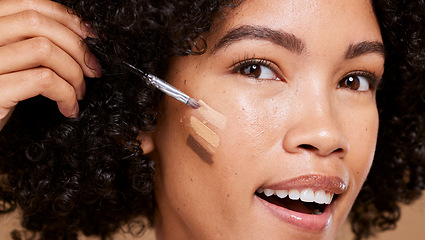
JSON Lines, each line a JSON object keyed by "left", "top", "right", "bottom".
{"left": 0, "top": 106, "right": 14, "bottom": 131}
{"left": 0, "top": 0, "right": 91, "bottom": 38}
{"left": 0, "top": 68, "right": 79, "bottom": 118}
{"left": 0, "top": 37, "right": 86, "bottom": 100}
{"left": 0, "top": 11, "right": 101, "bottom": 78}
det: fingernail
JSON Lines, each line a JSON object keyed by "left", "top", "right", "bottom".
{"left": 88, "top": 54, "right": 102, "bottom": 78}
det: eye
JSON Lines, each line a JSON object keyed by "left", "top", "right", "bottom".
{"left": 232, "top": 59, "right": 279, "bottom": 81}
{"left": 239, "top": 64, "right": 276, "bottom": 80}
{"left": 338, "top": 75, "right": 371, "bottom": 91}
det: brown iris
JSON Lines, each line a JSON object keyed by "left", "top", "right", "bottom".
{"left": 339, "top": 76, "right": 361, "bottom": 90}
{"left": 240, "top": 64, "right": 262, "bottom": 78}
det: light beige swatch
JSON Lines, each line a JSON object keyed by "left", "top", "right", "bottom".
{"left": 198, "top": 100, "right": 227, "bottom": 130}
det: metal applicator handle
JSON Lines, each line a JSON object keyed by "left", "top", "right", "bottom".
{"left": 123, "top": 62, "right": 200, "bottom": 109}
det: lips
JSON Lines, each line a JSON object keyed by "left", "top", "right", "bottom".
{"left": 255, "top": 174, "right": 348, "bottom": 231}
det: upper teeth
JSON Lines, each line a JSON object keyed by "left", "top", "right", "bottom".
{"left": 257, "top": 188, "right": 334, "bottom": 204}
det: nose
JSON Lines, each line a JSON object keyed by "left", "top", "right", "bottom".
{"left": 282, "top": 96, "right": 350, "bottom": 159}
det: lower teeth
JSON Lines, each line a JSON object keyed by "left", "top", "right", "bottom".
{"left": 312, "top": 209, "right": 322, "bottom": 215}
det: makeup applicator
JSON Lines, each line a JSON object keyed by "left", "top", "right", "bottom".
{"left": 123, "top": 62, "right": 200, "bottom": 109}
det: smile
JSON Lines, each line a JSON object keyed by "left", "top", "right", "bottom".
{"left": 256, "top": 188, "right": 334, "bottom": 215}
{"left": 255, "top": 174, "right": 347, "bottom": 231}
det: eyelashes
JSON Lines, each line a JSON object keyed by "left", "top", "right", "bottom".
{"left": 338, "top": 71, "right": 381, "bottom": 92}
{"left": 229, "top": 57, "right": 381, "bottom": 92}
{"left": 230, "top": 58, "right": 282, "bottom": 81}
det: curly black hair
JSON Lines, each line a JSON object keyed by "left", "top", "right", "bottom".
{"left": 0, "top": 0, "right": 424, "bottom": 239}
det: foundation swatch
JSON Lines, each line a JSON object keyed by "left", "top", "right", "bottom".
{"left": 187, "top": 101, "right": 227, "bottom": 164}
{"left": 190, "top": 115, "right": 220, "bottom": 148}
{"left": 198, "top": 100, "right": 227, "bottom": 130}
{"left": 187, "top": 134, "right": 213, "bottom": 164}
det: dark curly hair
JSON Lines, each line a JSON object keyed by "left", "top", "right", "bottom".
{"left": 0, "top": 0, "right": 424, "bottom": 239}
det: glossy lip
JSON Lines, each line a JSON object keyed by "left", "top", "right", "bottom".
{"left": 262, "top": 174, "right": 348, "bottom": 194}
{"left": 255, "top": 174, "right": 347, "bottom": 231}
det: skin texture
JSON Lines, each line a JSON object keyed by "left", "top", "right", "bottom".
{"left": 146, "top": 0, "right": 384, "bottom": 239}
{"left": 0, "top": 0, "right": 101, "bottom": 125}
{"left": 0, "top": 0, "right": 424, "bottom": 239}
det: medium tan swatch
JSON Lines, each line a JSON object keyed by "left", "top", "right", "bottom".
{"left": 190, "top": 115, "right": 220, "bottom": 148}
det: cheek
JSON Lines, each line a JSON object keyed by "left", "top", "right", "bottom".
{"left": 220, "top": 93, "right": 289, "bottom": 158}
{"left": 345, "top": 108, "right": 379, "bottom": 192}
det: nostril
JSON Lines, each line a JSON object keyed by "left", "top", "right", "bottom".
{"left": 298, "top": 144, "right": 344, "bottom": 156}
{"left": 283, "top": 128, "right": 350, "bottom": 157}
{"left": 299, "top": 144, "right": 318, "bottom": 151}
{"left": 333, "top": 148, "right": 344, "bottom": 153}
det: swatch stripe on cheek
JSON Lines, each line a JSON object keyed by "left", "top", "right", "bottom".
{"left": 187, "top": 102, "right": 226, "bottom": 164}
{"left": 188, "top": 126, "right": 217, "bottom": 154}
{"left": 190, "top": 116, "right": 220, "bottom": 148}
{"left": 187, "top": 134, "right": 214, "bottom": 164}
{"left": 198, "top": 100, "right": 227, "bottom": 130}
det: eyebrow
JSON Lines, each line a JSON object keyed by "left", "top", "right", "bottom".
{"left": 345, "top": 41, "right": 385, "bottom": 59}
{"left": 211, "top": 25, "right": 305, "bottom": 54}
{"left": 212, "top": 25, "right": 385, "bottom": 60}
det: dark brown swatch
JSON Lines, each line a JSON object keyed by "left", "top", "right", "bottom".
{"left": 187, "top": 134, "right": 214, "bottom": 164}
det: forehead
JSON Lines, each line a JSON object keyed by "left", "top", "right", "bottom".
{"left": 208, "top": 0, "right": 382, "bottom": 50}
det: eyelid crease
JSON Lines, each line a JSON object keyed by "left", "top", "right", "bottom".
{"left": 229, "top": 57, "right": 285, "bottom": 81}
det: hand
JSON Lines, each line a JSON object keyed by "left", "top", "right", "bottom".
{"left": 0, "top": 0, "right": 101, "bottom": 129}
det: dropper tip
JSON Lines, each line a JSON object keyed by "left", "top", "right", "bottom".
{"left": 187, "top": 98, "right": 201, "bottom": 109}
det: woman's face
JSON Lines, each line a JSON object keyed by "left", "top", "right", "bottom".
{"left": 148, "top": 0, "right": 384, "bottom": 239}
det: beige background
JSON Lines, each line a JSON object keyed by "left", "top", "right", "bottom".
{"left": 1, "top": 196, "right": 424, "bottom": 240}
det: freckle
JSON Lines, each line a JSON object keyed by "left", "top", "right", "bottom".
{"left": 227, "top": 194, "right": 230, "bottom": 197}
{"left": 235, "top": 172, "right": 238, "bottom": 175}
{"left": 190, "top": 178, "right": 193, "bottom": 182}
{"left": 223, "top": 90, "right": 226, "bottom": 94}
{"left": 177, "top": 207, "right": 180, "bottom": 211}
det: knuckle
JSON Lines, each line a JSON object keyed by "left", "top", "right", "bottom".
{"left": 34, "top": 68, "right": 77, "bottom": 101}
{"left": 30, "top": 37, "right": 54, "bottom": 59}
{"left": 21, "top": 10, "right": 44, "bottom": 29}
{"left": 34, "top": 68, "right": 55, "bottom": 88}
